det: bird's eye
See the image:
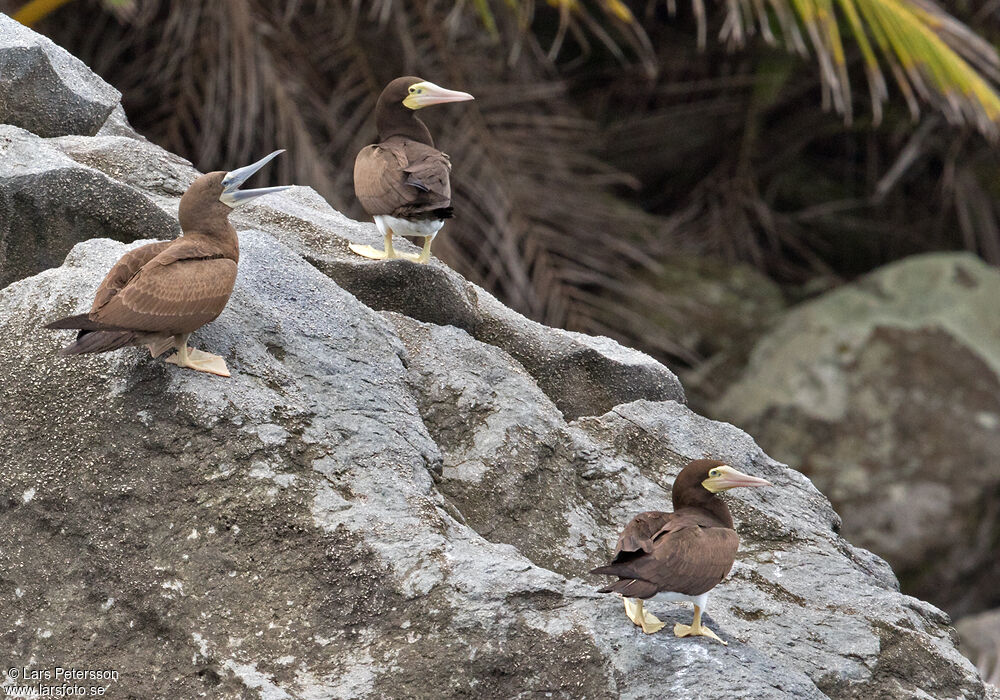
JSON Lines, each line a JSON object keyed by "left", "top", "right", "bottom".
{"left": 709, "top": 469, "right": 720, "bottom": 477}
{"left": 409, "top": 87, "right": 416, "bottom": 93}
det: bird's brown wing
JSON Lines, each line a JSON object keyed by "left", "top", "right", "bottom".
{"left": 610, "top": 509, "right": 726, "bottom": 563}
{"left": 354, "top": 138, "right": 451, "bottom": 218}
{"left": 598, "top": 524, "right": 739, "bottom": 597}
{"left": 594, "top": 506, "right": 739, "bottom": 597}
{"left": 91, "top": 240, "right": 237, "bottom": 335}
{"left": 610, "top": 511, "right": 673, "bottom": 561}
{"left": 90, "top": 240, "right": 173, "bottom": 313}
{"left": 642, "top": 525, "right": 738, "bottom": 596}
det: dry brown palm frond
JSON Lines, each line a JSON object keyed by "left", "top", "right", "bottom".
{"left": 22, "top": 0, "right": 678, "bottom": 357}
{"left": 475, "top": 0, "right": 1000, "bottom": 136}
{"left": 655, "top": 0, "right": 1000, "bottom": 136}
{"left": 70, "top": 0, "right": 346, "bottom": 197}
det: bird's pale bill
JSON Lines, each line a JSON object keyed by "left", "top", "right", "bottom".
{"left": 403, "top": 81, "right": 474, "bottom": 110}
{"left": 701, "top": 465, "right": 772, "bottom": 493}
{"left": 220, "top": 150, "right": 291, "bottom": 207}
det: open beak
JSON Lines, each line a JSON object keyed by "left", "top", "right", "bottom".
{"left": 702, "top": 465, "right": 772, "bottom": 493}
{"left": 220, "top": 149, "right": 291, "bottom": 208}
{"left": 403, "top": 81, "right": 475, "bottom": 110}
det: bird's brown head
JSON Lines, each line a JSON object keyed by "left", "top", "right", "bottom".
{"left": 375, "top": 76, "right": 474, "bottom": 143}
{"left": 179, "top": 171, "right": 229, "bottom": 231}
{"left": 178, "top": 151, "right": 290, "bottom": 234}
{"left": 672, "top": 459, "right": 772, "bottom": 510}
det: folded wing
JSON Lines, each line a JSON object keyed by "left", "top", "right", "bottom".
{"left": 593, "top": 510, "right": 739, "bottom": 598}
{"left": 354, "top": 137, "right": 452, "bottom": 218}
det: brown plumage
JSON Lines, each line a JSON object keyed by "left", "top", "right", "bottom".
{"left": 593, "top": 460, "right": 740, "bottom": 598}
{"left": 354, "top": 76, "right": 454, "bottom": 221}
{"left": 47, "top": 173, "right": 238, "bottom": 355}
{"left": 350, "top": 76, "right": 474, "bottom": 263}
{"left": 46, "top": 151, "right": 289, "bottom": 376}
{"left": 592, "top": 459, "right": 771, "bottom": 642}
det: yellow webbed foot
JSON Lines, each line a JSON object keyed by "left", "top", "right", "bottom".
{"left": 349, "top": 244, "right": 427, "bottom": 263}
{"left": 349, "top": 243, "right": 396, "bottom": 260}
{"left": 623, "top": 598, "right": 665, "bottom": 634}
{"left": 165, "top": 346, "right": 231, "bottom": 377}
{"left": 673, "top": 605, "right": 727, "bottom": 645}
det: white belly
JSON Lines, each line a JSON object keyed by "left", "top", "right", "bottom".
{"left": 648, "top": 591, "right": 709, "bottom": 610}
{"left": 375, "top": 214, "right": 444, "bottom": 239}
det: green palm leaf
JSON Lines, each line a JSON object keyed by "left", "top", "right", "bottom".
{"left": 484, "top": 0, "right": 1000, "bottom": 135}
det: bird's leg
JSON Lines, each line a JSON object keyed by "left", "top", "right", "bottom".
{"left": 383, "top": 230, "right": 398, "bottom": 259}
{"left": 415, "top": 235, "right": 433, "bottom": 264}
{"left": 623, "top": 597, "right": 665, "bottom": 634}
{"left": 164, "top": 333, "right": 231, "bottom": 378}
{"left": 349, "top": 228, "right": 401, "bottom": 261}
{"left": 387, "top": 234, "right": 433, "bottom": 263}
{"left": 391, "top": 234, "right": 434, "bottom": 263}
{"left": 146, "top": 335, "right": 176, "bottom": 358}
{"left": 673, "top": 604, "right": 727, "bottom": 645}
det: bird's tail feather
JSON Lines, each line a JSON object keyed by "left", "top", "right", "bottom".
{"left": 59, "top": 330, "right": 138, "bottom": 355}
{"left": 45, "top": 313, "right": 106, "bottom": 331}
{"left": 591, "top": 565, "right": 659, "bottom": 597}
{"left": 595, "top": 577, "right": 658, "bottom": 598}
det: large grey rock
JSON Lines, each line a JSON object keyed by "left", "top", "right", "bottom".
{"left": 714, "top": 253, "right": 1000, "bottom": 618}
{"left": 1, "top": 232, "right": 989, "bottom": 699}
{"left": 0, "top": 13, "right": 120, "bottom": 137}
{"left": 0, "top": 125, "right": 178, "bottom": 288}
{"left": 239, "top": 190, "right": 685, "bottom": 420}
{"left": 473, "top": 290, "right": 685, "bottom": 419}
{"left": 29, "top": 123, "right": 685, "bottom": 421}
{"left": 651, "top": 255, "right": 787, "bottom": 409}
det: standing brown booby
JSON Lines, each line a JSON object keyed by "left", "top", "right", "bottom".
{"left": 350, "top": 76, "right": 474, "bottom": 263}
{"left": 45, "top": 150, "right": 290, "bottom": 378}
{"left": 592, "top": 459, "right": 771, "bottom": 644}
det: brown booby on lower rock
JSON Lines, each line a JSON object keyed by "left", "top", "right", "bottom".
{"left": 350, "top": 76, "right": 473, "bottom": 264}
{"left": 592, "top": 459, "right": 771, "bottom": 644}
{"left": 46, "top": 150, "right": 290, "bottom": 377}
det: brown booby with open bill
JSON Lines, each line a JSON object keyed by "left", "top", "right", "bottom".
{"left": 592, "top": 459, "right": 771, "bottom": 644}
{"left": 350, "top": 76, "right": 474, "bottom": 263}
{"left": 46, "top": 150, "right": 290, "bottom": 378}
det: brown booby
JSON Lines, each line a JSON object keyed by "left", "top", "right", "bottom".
{"left": 45, "top": 150, "right": 290, "bottom": 378}
{"left": 350, "top": 76, "right": 474, "bottom": 263}
{"left": 591, "top": 459, "right": 771, "bottom": 644}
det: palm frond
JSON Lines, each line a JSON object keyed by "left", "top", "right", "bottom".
{"left": 479, "top": 0, "right": 1000, "bottom": 136}
{"left": 13, "top": 0, "right": 133, "bottom": 24}
{"left": 718, "top": 0, "right": 1000, "bottom": 135}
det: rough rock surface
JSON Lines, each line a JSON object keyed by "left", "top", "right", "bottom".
{"left": 0, "top": 13, "right": 120, "bottom": 137}
{"left": 714, "top": 253, "right": 1000, "bottom": 619}
{"left": 0, "top": 20, "right": 992, "bottom": 700}
{"left": 2, "top": 232, "right": 987, "bottom": 700}
{"left": 0, "top": 125, "right": 177, "bottom": 288}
